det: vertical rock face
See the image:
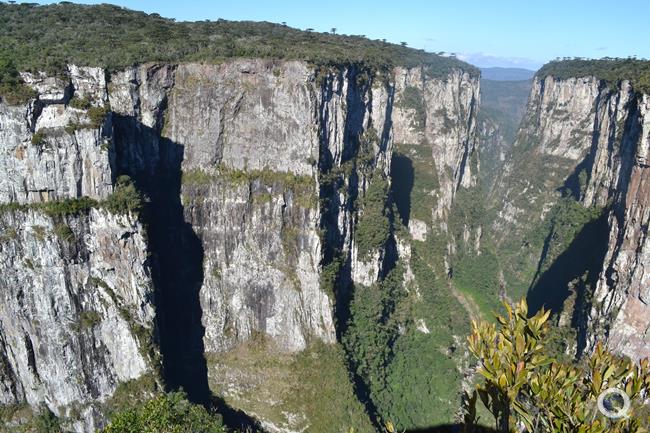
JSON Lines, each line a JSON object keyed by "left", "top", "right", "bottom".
{"left": 494, "top": 75, "right": 650, "bottom": 360}
{"left": 392, "top": 68, "right": 480, "bottom": 224}
{"left": 161, "top": 61, "right": 335, "bottom": 353}
{"left": 0, "top": 66, "right": 157, "bottom": 432}
{"left": 587, "top": 93, "right": 650, "bottom": 360}
{"left": 1, "top": 68, "right": 113, "bottom": 204}
{"left": 0, "top": 208, "right": 156, "bottom": 432}
{"left": 0, "top": 59, "right": 480, "bottom": 432}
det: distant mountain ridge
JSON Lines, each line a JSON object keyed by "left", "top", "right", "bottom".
{"left": 480, "top": 67, "right": 536, "bottom": 81}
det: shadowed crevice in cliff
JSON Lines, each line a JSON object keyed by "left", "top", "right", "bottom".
{"left": 562, "top": 157, "right": 594, "bottom": 201}
{"left": 110, "top": 115, "right": 210, "bottom": 404}
{"left": 526, "top": 210, "right": 609, "bottom": 317}
{"left": 391, "top": 152, "right": 414, "bottom": 226}
{"left": 316, "top": 69, "right": 394, "bottom": 431}
{"left": 110, "top": 115, "right": 264, "bottom": 431}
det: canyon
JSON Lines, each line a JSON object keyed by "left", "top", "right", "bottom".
{"left": 0, "top": 4, "right": 649, "bottom": 433}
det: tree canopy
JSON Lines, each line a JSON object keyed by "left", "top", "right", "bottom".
{"left": 537, "top": 58, "right": 650, "bottom": 94}
{"left": 0, "top": 2, "right": 478, "bottom": 77}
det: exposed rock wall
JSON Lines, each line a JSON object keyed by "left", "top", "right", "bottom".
{"left": 0, "top": 65, "right": 158, "bottom": 432}
{"left": 0, "top": 59, "right": 480, "bottom": 432}
{"left": 0, "top": 208, "right": 155, "bottom": 432}
{"left": 494, "top": 75, "right": 650, "bottom": 360}
{"left": 0, "top": 73, "right": 112, "bottom": 204}
{"left": 392, "top": 68, "right": 479, "bottom": 225}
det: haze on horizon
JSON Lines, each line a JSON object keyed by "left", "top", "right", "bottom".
{"left": 20, "top": 0, "right": 650, "bottom": 71}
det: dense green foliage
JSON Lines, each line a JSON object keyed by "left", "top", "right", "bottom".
{"left": 53, "top": 223, "right": 74, "bottom": 242}
{"left": 383, "top": 250, "right": 468, "bottom": 429}
{"left": 537, "top": 58, "right": 650, "bottom": 94}
{"left": 348, "top": 141, "right": 474, "bottom": 429}
{"left": 103, "top": 175, "right": 144, "bottom": 214}
{"left": 288, "top": 342, "right": 376, "bottom": 433}
{"left": 343, "top": 267, "right": 404, "bottom": 408}
{"left": 343, "top": 244, "right": 470, "bottom": 430}
{"left": 181, "top": 168, "right": 216, "bottom": 187}
{"left": 205, "top": 339, "right": 374, "bottom": 433}
{"left": 0, "top": 405, "right": 63, "bottom": 433}
{"left": 31, "top": 131, "right": 46, "bottom": 146}
{"left": 533, "top": 197, "right": 605, "bottom": 279}
{"left": 392, "top": 143, "right": 440, "bottom": 224}
{"left": 448, "top": 186, "right": 502, "bottom": 316}
{"left": 87, "top": 104, "right": 110, "bottom": 128}
{"left": 41, "top": 196, "right": 98, "bottom": 217}
{"left": 0, "top": 176, "right": 143, "bottom": 223}
{"left": 0, "top": 196, "right": 98, "bottom": 218}
{"left": 355, "top": 174, "right": 391, "bottom": 260}
{"left": 102, "top": 391, "right": 227, "bottom": 433}
{"left": 102, "top": 374, "right": 160, "bottom": 420}
{"left": 0, "top": 52, "right": 36, "bottom": 104}
{"left": 0, "top": 2, "right": 477, "bottom": 77}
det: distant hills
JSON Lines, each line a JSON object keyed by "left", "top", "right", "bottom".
{"left": 480, "top": 67, "right": 536, "bottom": 81}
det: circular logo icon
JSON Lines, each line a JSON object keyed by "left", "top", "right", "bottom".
{"left": 597, "top": 388, "right": 631, "bottom": 419}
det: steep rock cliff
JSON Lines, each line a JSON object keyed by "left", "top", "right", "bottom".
{"left": 0, "top": 207, "right": 156, "bottom": 432}
{"left": 344, "top": 66, "right": 481, "bottom": 429}
{"left": 492, "top": 74, "right": 650, "bottom": 360}
{"left": 0, "top": 64, "right": 159, "bottom": 432}
{"left": 0, "top": 55, "right": 480, "bottom": 432}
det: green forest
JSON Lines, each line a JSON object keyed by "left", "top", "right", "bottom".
{"left": 538, "top": 58, "right": 650, "bottom": 94}
{"left": 0, "top": 2, "right": 477, "bottom": 76}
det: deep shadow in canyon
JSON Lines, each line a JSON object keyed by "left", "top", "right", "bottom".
{"left": 391, "top": 151, "right": 415, "bottom": 226}
{"left": 526, "top": 209, "right": 610, "bottom": 319}
{"left": 110, "top": 115, "right": 262, "bottom": 431}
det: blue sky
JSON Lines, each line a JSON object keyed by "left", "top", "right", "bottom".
{"left": 24, "top": 0, "right": 650, "bottom": 70}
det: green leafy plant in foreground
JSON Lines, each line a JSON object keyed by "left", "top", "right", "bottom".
{"left": 463, "top": 299, "right": 650, "bottom": 433}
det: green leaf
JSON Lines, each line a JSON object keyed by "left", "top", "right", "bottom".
{"left": 513, "top": 400, "right": 534, "bottom": 432}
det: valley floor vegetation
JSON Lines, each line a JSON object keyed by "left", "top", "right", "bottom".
{"left": 96, "top": 299, "right": 649, "bottom": 433}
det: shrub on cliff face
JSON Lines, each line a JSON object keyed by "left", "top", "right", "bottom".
{"left": 31, "top": 131, "right": 46, "bottom": 145}
{"left": 104, "top": 175, "right": 144, "bottom": 215}
{"left": 463, "top": 299, "right": 650, "bottom": 433}
{"left": 87, "top": 104, "right": 109, "bottom": 128}
{"left": 53, "top": 223, "right": 75, "bottom": 242}
{"left": 40, "top": 196, "right": 98, "bottom": 217}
